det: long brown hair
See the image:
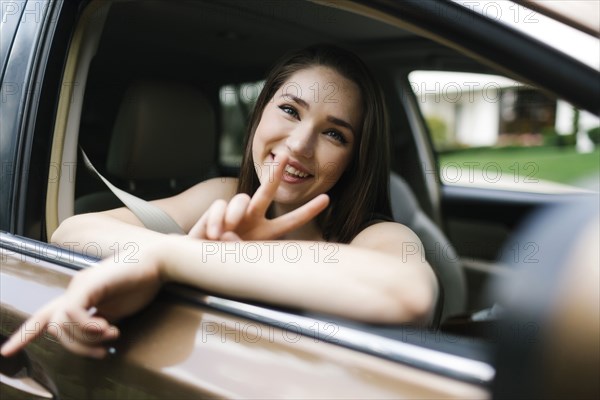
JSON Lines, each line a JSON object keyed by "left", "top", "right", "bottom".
{"left": 237, "top": 44, "right": 391, "bottom": 243}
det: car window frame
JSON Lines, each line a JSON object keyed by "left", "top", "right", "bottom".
{"left": 0, "top": 0, "right": 54, "bottom": 233}
{"left": 0, "top": 0, "right": 26, "bottom": 80}
{"left": 352, "top": 0, "right": 599, "bottom": 113}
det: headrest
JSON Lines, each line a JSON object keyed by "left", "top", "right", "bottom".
{"left": 389, "top": 172, "right": 420, "bottom": 225}
{"left": 107, "top": 81, "right": 216, "bottom": 180}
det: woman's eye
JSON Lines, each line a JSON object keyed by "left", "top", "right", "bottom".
{"left": 279, "top": 105, "right": 299, "bottom": 119}
{"left": 325, "top": 130, "right": 347, "bottom": 144}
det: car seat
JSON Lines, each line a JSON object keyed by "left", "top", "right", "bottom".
{"left": 389, "top": 172, "right": 466, "bottom": 325}
{"left": 75, "top": 80, "right": 218, "bottom": 213}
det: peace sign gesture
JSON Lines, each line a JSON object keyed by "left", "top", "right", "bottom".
{"left": 188, "top": 154, "right": 329, "bottom": 241}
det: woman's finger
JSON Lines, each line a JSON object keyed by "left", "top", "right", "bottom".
{"left": 247, "top": 154, "right": 288, "bottom": 218}
{"left": 188, "top": 212, "right": 208, "bottom": 239}
{"left": 224, "top": 193, "right": 251, "bottom": 232}
{"left": 206, "top": 199, "right": 228, "bottom": 239}
{"left": 57, "top": 335, "right": 109, "bottom": 359}
{"left": 220, "top": 231, "right": 242, "bottom": 242}
{"left": 63, "top": 307, "right": 119, "bottom": 345}
{"left": 269, "top": 194, "right": 330, "bottom": 238}
{"left": 0, "top": 300, "right": 57, "bottom": 357}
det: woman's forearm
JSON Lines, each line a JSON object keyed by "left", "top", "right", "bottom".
{"left": 51, "top": 213, "right": 171, "bottom": 260}
{"left": 154, "top": 236, "right": 437, "bottom": 324}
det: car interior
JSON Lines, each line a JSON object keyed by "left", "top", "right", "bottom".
{"left": 42, "top": 0, "right": 564, "bottom": 336}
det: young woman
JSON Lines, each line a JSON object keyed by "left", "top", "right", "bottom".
{"left": 1, "top": 45, "right": 438, "bottom": 359}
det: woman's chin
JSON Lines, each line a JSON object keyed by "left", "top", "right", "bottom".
{"left": 273, "top": 190, "right": 308, "bottom": 210}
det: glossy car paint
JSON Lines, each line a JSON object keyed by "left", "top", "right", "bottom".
{"left": 1, "top": 251, "right": 489, "bottom": 399}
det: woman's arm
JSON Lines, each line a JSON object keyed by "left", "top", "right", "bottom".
{"left": 160, "top": 228, "right": 437, "bottom": 324}
{"left": 1, "top": 228, "right": 436, "bottom": 359}
{"left": 53, "top": 155, "right": 330, "bottom": 256}
{"left": 51, "top": 177, "right": 239, "bottom": 256}
{"left": 5, "top": 156, "right": 436, "bottom": 358}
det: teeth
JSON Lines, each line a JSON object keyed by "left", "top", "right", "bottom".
{"left": 285, "top": 165, "right": 309, "bottom": 178}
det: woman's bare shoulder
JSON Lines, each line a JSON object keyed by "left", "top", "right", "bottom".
{"left": 350, "top": 221, "right": 422, "bottom": 256}
{"left": 185, "top": 177, "right": 239, "bottom": 198}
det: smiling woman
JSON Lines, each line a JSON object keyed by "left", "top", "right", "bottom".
{"left": 251, "top": 67, "right": 357, "bottom": 216}
{"left": 239, "top": 45, "right": 392, "bottom": 243}
{"left": 1, "top": 44, "right": 438, "bottom": 359}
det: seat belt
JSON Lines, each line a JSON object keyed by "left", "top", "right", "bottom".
{"left": 80, "top": 149, "right": 185, "bottom": 235}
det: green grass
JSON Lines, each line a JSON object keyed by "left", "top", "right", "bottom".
{"left": 438, "top": 146, "right": 600, "bottom": 186}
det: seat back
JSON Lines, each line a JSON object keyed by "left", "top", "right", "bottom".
{"left": 76, "top": 81, "right": 217, "bottom": 213}
{"left": 389, "top": 172, "right": 466, "bottom": 324}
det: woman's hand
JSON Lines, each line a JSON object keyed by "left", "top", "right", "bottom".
{"left": 0, "top": 256, "right": 163, "bottom": 359}
{"left": 188, "top": 154, "right": 329, "bottom": 241}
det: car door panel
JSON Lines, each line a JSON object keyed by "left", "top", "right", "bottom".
{"left": 442, "top": 186, "right": 558, "bottom": 259}
{"left": 440, "top": 185, "right": 595, "bottom": 309}
{"left": 1, "top": 236, "right": 489, "bottom": 399}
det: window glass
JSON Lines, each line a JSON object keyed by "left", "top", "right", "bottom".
{"left": 409, "top": 71, "right": 600, "bottom": 192}
{"left": 219, "top": 80, "right": 264, "bottom": 166}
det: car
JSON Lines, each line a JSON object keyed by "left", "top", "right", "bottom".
{"left": 1, "top": 0, "right": 598, "bottom": 398}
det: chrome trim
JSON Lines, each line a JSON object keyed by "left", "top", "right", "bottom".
{"left": 169, "top": 286, "right": 496, "bottom": 385}
{"left": 0, "top": 231, "right": 96, "bottom": 270}
{"left": 0, "top": 375, "right": 54, "bottom": 399}
{"left": 1, "top": 232, "right": 495, "bottom": 385}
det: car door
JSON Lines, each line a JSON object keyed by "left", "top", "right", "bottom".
{"left": 0, "top": 3, "right": 226, "bottom": 398}
{"left": 3, "top": 233, "right": 494, "bottom": 399}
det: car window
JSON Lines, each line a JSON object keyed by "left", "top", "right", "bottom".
{"left": 409, "top": 70, "right": 600, "bottom": 193}
{"left": 219, "top": 80, "right": 264, "bottom": 167}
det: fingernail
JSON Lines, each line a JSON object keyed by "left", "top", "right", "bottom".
{"left": 107, "top": 326, "right": 120, "bottom": 338}
{"left": 91, "top": 348, "right": 107, "bottom": 359}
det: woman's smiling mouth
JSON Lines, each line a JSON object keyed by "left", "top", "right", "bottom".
{"left": 284, "top": 165, "right": 309, "bottom": 178}
{"left": 270, "top": 153, "right": 314, "bottom": 183}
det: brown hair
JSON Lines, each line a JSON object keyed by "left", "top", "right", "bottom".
{"left": 237, "top": 44, "right": 391, "bottom": 243}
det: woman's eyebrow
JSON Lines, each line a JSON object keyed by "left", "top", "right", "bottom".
{"left": 327, "top": 116, "right": 355, "bottom": 136}
{"left": 280, "top": 94, "right": 355, "bottom": 135}
{"left": 280, "top": 94, "right": 310, "bottom": 109}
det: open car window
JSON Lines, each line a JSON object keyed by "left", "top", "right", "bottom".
{"left": 409, "top": 70, "right": 600, "bottom": 193}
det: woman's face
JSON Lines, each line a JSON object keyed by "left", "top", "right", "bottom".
{"left": 252, "top": 66, "right": 362, "bottom": 208}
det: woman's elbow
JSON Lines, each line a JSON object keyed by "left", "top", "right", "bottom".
{"left": 392, "top": 287, "right": 436, "bottom": 325}
{"left": 368, "top": 273, "right": 438, "bottom": 325}
{"left": 50, "top": 213, "right": 96, "bottom": 244}
{"left": 51, "top": 215, "right": 77, "bottom": 244}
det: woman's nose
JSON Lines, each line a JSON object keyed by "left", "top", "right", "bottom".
{"left": 285, "top": 126, "right": 315, "bottom": 158}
